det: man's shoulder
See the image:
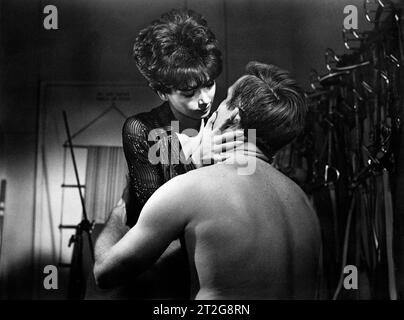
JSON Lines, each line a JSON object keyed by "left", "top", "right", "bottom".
{"left": 180, "top": 164, "right": 231, "bottom": 184}
{"left": 163, "top": 169, "right": 205, "bottom": 192}
{"left": 159, "top": 166, "right": 219, "bottom": 200}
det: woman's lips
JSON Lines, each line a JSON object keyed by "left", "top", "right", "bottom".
{"left": 198, "top": 104, "right": 211, "bottom": 112}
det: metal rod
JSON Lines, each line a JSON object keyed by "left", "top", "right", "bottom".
{"left": 62, "top": 111, "right": 89, "bottom": 223}
{"left": 61, "top": 184, "right": 86, "bottom": 188}
{"left": 59, "top": 224, "right": 79, "bottom": 229}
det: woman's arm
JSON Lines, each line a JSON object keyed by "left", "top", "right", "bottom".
{"left": 122, "top": 116, "right": 165, "bottom": 227}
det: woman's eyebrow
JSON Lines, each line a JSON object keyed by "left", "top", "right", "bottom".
{"left": 178, "top": 87, "right": 196, "bottom": 94}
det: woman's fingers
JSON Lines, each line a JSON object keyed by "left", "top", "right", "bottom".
{"left": 199, "top": 118, "right": 205, "bottom": 133}
{"left": 213, "top": 140, "right": 244, "bottom": 153}
{"left": 229, "top": 107, "right": 240, "bottom": 121}
{"left": 204, "top": 111, "right": 217, "bottom": 133}
{"left": 213, "top": 152, "right": 232, "bottom": 163}
{"left": 213, "top": 130, "right": 244, "bottom": 145}
{"left": 215, "top": 107, "right": 239, "bottom": 132}
{"left": 192, "top": 110, "right": 246, "bottom": 167}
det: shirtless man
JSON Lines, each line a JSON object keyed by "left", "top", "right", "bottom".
{"left": 94, "top": 62, "right": 321, "bottom": 299}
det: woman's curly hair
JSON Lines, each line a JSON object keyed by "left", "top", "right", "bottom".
{"left": 133, "top": 9, "right": 222, "bottom": 93}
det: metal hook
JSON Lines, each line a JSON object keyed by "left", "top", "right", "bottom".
{"left": 377, "top": 0, "right": 387, "bottom": 8}
{"left": 364, "top": 0, "right": 379, "bottom": 23}
{"left": 361, "top": 80, "right": 374, "bottom": 94}
{"left": 324, "top": 164, "right": 341, "bottom": 184}
{"left": 379, "top": 70, "right": 390, "bottom": 86}
{"left": 309, "top": 69, "right": 321, "bottom": 90}
{"left": 318, "top": 70, "right": 350, "bottom": 86}
{"left": 365, "top": 0, "right": 395, "bottom": 23}
{"left": 342, "top": 29, "right": 363, "bottom": 50}
{"left": 332, "top": 60, "right": 371, "bottom": 72}
{"left": 352, "top": 30, "right": 361, "bottom": 39}
{"left": 386, "top": 54, "right": 400, "bottom": 68}
{"left": 325, "top": 48, "right": 340, "bottom": 71}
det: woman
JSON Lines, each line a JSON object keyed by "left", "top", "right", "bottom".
{"left": 123, "top": 8, "right": 240, "bottom": 227}
{"left": 91, "top": 9, "right": 241, "bottom": 299}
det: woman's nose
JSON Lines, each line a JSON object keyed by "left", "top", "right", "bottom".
{"left": 198, "top": 99, "right": 208, "bottom": 109}
{"left": 199, "top": 89, "right": 212, "bottom": 105}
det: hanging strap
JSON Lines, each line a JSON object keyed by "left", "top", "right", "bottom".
{"left": 382, "top": 169, "right": 397, "bottom": 300}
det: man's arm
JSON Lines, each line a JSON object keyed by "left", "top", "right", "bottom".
{"left": 94, "top": 199, "right": 129, "bottom": 269}
{"left": 93, "top": 175, "right": 192, "bottom": 289}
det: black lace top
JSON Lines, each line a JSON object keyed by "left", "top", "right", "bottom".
{"left": 122, "top": 102, "right": 196, "bottom": 227}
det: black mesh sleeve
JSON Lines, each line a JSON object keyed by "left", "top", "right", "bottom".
{"left": 122, "top": 116, "right": 164, "bottom": 227}
{"left": 122, "top": 115, "right": 198, "bottom": 227}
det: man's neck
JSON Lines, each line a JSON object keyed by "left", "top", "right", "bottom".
{"left": 224, "top": 142, "right": 270, "bottom": 164}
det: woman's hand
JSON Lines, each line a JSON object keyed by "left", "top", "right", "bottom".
{"left": 190, "top": 108, "right": 244, "bottom": 168}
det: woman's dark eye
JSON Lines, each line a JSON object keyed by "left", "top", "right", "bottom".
{"left": 180, "top": 81, "right": 214, "bottom": 98}
{"left": 182, "top": 91, "right": 195, "bottom": 98}
{"left": 205, "top": 81, "right": 215, "bottom": 88}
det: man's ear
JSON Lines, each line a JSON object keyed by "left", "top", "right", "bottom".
{"left": 218, "top": 107, "right": 241, "bottom": 132}
{"left": 227, "top": 108, "right": 242, "bottom": 131}
{"left": 230, "top": 107, "right": 241, "bottom": 125}
{"left": 156, "top": 91, "right": 168, "bottom": 101}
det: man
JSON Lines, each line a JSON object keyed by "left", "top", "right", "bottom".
{"left": 94, "top": 62, "right": 321, "bottom": 299}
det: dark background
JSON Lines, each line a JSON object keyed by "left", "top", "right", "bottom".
{"left": 0, "top": 0, "right": 403, "bottom": 299}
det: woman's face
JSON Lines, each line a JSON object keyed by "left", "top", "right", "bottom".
{"left": 164, "top": 81, "right": 216, "bottom": 120}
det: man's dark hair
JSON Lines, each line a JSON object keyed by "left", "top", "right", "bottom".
{"left": 133, "top": 9, "right": 222, "bottom": 94}
{"left": 229, "top": 61, "right": 307, "bottom": 158}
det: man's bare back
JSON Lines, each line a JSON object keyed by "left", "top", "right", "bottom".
{"left": 94, "top": 62, "right": 321, "bottom": 299}
{"left": 181, "top": 155, "right": 321, "bottom": 299}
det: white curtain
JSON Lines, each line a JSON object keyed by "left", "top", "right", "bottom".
{"left": 85, "top": 147, "right": 127, "bottom": 223}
